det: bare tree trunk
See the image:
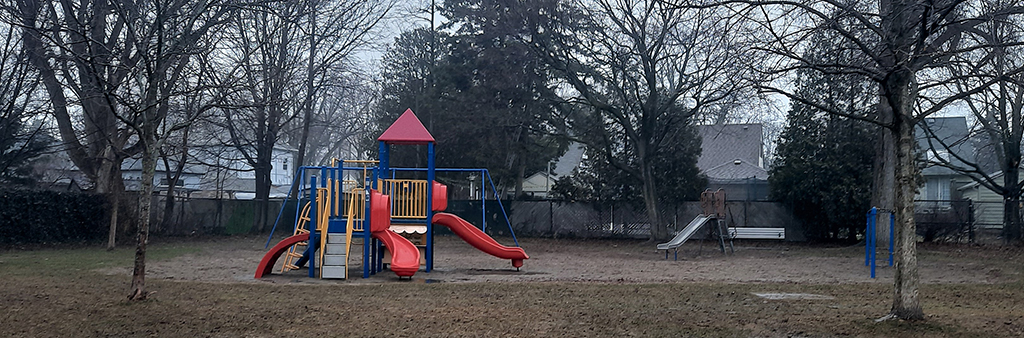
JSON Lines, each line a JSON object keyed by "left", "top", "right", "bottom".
{"left": 128, "top": 138, "right": 157, "bottom": 301}
{"left": 107, "top": 191, "right": 120, "bottom": 250}
{"left": 1004, "top": 168, "right": 1022, "bottom": 244}
{"left": 890, "top": 91, "right": 924, "bottom": 319}
{"left": 253, "top": 144, "right": 273, "bottom": 233}
{"left": 641, "top": 160, "right": 667, "bottom": 241}
{"left": 872, "top": 99, "right": 896, "bottom": 248}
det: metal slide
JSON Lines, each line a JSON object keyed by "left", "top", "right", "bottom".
{"left": 656, "top": 215, "right": 713, "bottom": 250}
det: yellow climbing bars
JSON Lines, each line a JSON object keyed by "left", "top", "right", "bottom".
{"left": 280, "top": 201, "right": 312, "bottom": 273}
{"left": 380, "top": 179, "right": 428, "bottom": 219}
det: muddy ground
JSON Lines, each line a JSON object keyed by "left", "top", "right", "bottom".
{"left": 5, "top": 234, "right": 1023, "bottom": 337}
{"left": 100, "top": 234, "right": 1020, "bottom": 285}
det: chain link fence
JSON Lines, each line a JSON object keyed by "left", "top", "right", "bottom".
{"left": 508, "top": 200, "right": 803, "bottom": 240}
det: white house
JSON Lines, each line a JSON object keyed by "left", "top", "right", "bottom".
{"left": 522, "top": 143, "right": 585, "bottom": 198}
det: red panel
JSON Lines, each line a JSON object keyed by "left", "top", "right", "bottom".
{"left": 431, "top": 181, "right": 448, "bottom": 212}
{"left": 377, "top": 109, "right": 435, "bottom": 145}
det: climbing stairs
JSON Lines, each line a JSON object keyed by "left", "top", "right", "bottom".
{"left": 280, "top": 202, "right": 312, "bottom": 273}
{"left": 320, "top": 233, "right": 348, "bottom": 279}
{"left": 317, "top": 188, "right": 361, "bottom": 279}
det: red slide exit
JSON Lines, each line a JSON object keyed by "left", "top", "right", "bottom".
{"left": 432, "top": 212, "right": 528, "bottom": 268}
{"left": 254, "top": 233, "right": 310, "bottom": 279}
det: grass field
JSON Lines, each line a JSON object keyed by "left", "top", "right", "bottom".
{"left": 1, "top": 237, "right": 1022, "bottom": 337}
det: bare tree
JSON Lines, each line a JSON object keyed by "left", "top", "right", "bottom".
{"left": 294, "top": 0, "right": 393, "bottom": 173}
{"left": 924, "top": 4, "right": 1024, "bottom": 244}
{"left": 0, "top": 17, "right": 48, "bottom": 186}
{"left": 523, "top": 0, "right": 756, "bottom": 240}
{"left": 698, "top": 0, "right": 1024, "bottom": 320}
{"left": 14, "top": 0, "right": 145, "bottom": 249}
{"left": 109, "top": 0, "right": 236, "bottom": 301}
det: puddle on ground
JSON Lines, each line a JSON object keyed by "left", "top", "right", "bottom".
{"left": 752, "top": 293, "right": 834, "bottom": 300}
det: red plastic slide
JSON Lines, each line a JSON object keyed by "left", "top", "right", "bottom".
{"left": 369, "top": 189, "right": 420, "bottom": 277}
{"left": 254, "top": 233, "right": 310, "bottom": 279}
{"left": 373, "top": 230, "right": 421, "bottom": 277}
{"left": 432, "top": 212, "right": 528, "bottom": 268}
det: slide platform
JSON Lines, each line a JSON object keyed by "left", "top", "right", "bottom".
{"left": 373, "top": 229, "right": 421, "bottom": 277}
{"left": 432, "top": 212, "right": 528, "bottom": 268}
{"left": 255, "top": 233, "right": 310, "bottom": 279}
{"left": 657, "top": 215, "right": 712, "bottom": 250}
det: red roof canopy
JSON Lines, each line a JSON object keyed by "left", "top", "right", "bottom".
{"left": 378, "top": 109, "right": 435, "bottom": 145}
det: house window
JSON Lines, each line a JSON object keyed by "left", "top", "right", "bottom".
{"left": 283, "top": 158, "right": 288, "bottom": 171}
{"left": 925, "top": 177, "right": 950, "bottom": 201}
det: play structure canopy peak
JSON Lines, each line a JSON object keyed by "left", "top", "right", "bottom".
{"left": 378, "top": 108, "right": 435, "bottom": 145}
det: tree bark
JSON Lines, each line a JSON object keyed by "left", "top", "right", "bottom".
{"left": 641, "top": 159, "right": 667, "bottom": 241}
{"left": 128, "top": 136, "right": 157, "bottom": 301}
{"left": 1004, "top": 168, "right": 1022, "bottom": 244}
{"left": 872, "top": 97, "right": 896, "bottom": 249}
{"left": 253, "top": 142, "right": 273, "bottom": 233}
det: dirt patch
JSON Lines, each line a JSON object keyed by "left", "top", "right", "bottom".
{"left": 98, "top": 235, "right": 1022, "bottom": 285}
{"left": 7, "top": 235, "right": 1024, "bottom": 337}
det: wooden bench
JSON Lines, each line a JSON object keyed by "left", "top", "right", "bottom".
{"left": 728, "top": 227, "right": 785, "bottom": 240}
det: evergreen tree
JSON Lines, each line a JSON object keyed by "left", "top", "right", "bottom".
{"left": 770, "top": 67, "right": 876, "bottom": 242}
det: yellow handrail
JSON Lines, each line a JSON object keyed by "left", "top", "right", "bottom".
{"left": 316, "top": 187, "right": 330, "bottom": 279}
{"left": 342, "top": 189, "right": 361, "bottom": 280}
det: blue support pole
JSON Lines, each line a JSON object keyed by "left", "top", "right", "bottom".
{"left": 363, "top": 186, "right": 372, "bottom": 278}
{"left": 426, "top": 142, "right": 435, "bottom": 272}
{"left": 308, "top": 176, "right": 318, "bottom": 278}
{"left": 866, "top": 207, "right": 875, "bottom": 266}
{"left": 480, "top": 169, "right": 486, "bottom": 232}
{"left": 869, "top": 207, "right": 878, "bottom": 278}
{"left": 484, "top": 169, "right": 520, "bottom": 247}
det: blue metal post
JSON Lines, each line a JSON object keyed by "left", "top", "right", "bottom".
{"left": 308, "top": 175, "right": 318, "bottom": 278}
{"left": 362, "top": 187, "right": 371, "bottom": 278}
{"left": 426, "top": 142, "right": 435, "bottom": 272}
{"left": 480, "top": 169, "right": 486, "bottom": 233}
{"left": 485, "top": 169, "right": 520, "bottom": 246}
{"left": 869, "top": 208, "right": 878, "bottom": 278}
{"left": 866, "top": 207, "right": 875, "bottom": 266}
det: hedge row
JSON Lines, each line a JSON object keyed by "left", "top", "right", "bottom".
{"left": 0, "top": 190, "right": 108, "bottom": 244}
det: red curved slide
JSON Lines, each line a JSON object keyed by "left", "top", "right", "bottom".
{"left": 373, "top": 230, "right": 421, "bottom": 277}
{"left": 432, "top": 212, "right": 528, "bottom": 268}
{"left": 254, "top": 233, "right": 310, "bottom": 279}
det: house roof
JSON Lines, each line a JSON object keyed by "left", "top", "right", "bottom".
{"left": 703, "top": 159, "right": 768, "bottom": 181}
{"left": 917, "top": 116, "right": 973, "bottom": 176}
{"left": 552, "top": 142, "right": 585, "bottom": 178}
{"left": 697, "top": 123, "right": 763, "bottom": 173}
{"left": 378, "top": 109, "right": 435, "bottom": 145}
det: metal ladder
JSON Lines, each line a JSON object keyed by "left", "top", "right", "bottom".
{"left": 280, "top": 201, "right": 312, "bottom": 273}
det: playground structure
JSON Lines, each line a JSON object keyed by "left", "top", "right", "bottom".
{"left": 657, "top": 189, "right": 733, "bottom": 260}
{"left": 255, "top": 109, "right": 528, "bottom": 280}
{"left": 865, "top": 207, "right": 895, "bottom": 278}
